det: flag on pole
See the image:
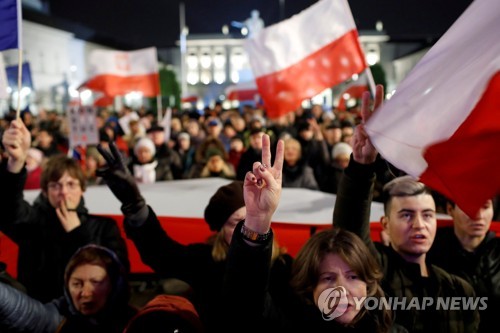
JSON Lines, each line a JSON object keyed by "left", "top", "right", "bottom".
{"left": 365, "top": 0, "right": 500, "bottom": 217}
{"left": 0, "top": 0, "right": 21, "bottom": 51}
{"left": 85, "top": 47, "right": 160, "bottom": 97}
{"left": 245, "top": 0, "right": 367, "bottom": 119}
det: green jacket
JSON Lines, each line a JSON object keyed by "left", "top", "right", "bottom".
{"left": 333, "top": 157, "right": 480, "bottom": 333}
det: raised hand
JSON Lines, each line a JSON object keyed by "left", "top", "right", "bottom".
{"left": 97, "top": 142, "right": 145, "bottom": 215}
{"left": 352, "top": 84, "right": 384, "bottom": 164}
{"left": 243, "top": 134, "right": 284, "bottom": 234}
{"left": 2, "top": 119, "right": 31, "bottom": 173}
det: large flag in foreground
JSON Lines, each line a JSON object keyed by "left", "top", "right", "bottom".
{"left": 365, "top": 0, "right": 500, "bottom": 217}
{"left": 85, "top": 47, "right": 160, "bottom": 97}
{"left": 0, "top": 0, "right": 21, "bottom": 51}
{"left": 245, "top": 0, "right": 367, "bottom": 119}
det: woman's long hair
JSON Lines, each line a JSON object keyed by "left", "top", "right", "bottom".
{"left": 291, "top": 228, "right": 392, "bottom": 333}
{"left": 208, "top": 228, "right": 286, "bottom": 263}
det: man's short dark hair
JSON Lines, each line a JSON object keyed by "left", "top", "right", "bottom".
{"left": 382, "top": 176, "right": 432, "bottom": 216}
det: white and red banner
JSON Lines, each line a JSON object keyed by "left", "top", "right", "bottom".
{"left": 245, "top": 0, "right": 367, "bottom": 119}
{"left": 365, "top": 0, "right": 500, "bottom": 217}
{"left": 85, "top": 47, "right": 160, "bottom": 97}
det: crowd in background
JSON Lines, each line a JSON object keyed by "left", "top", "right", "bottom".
{"left": 0, "top": 102, "right": 364, "bottom": 196}
{"left": 1, "top": 97, "right": 500, "bottom": 333}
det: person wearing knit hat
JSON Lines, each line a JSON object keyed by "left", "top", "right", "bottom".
{"left": 332, "top": 142, "right": 353, "bottom": 169}
{"left": 124, "top": 295, "right": 203, "bottom": 333}
{"left": 131, "top": 137, "right": 174, "bottom": 183}
{"left": 204, "top": 181, "right": 245, "bottom": 243}
{"left": 97, "top": 138, "right": 293, "bottom": 333}
{"left": 199, "top": 147, "right": 236, "bottom": 180}
{"left": 134, "top": 137, "right": 157, "bottom": 159}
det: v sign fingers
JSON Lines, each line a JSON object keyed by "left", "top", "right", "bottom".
{"left": 243, "top": 135, "right": 284, "bottom": 234}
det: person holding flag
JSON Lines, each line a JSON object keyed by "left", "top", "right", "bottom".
{"left": 333, "top": 86, "right": 479, "bottom": 332}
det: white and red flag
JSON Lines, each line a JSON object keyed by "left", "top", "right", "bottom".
{"left": 85, "top": 47, "right": 160, "bottom": 97}
{"left": 365, "top": 0, "right": 500, "bottom": 217}
{"left": 245, "top": 0, "right": 367, "bottom": 119}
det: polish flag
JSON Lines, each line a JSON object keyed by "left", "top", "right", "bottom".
{"left": 85, "top": 47, "right": 160, "bottom": 97}
{"left": 245, "top": 0, "right": 367, "bottom": 119}
{"left": 365, "top": 0, "right": 500, "bottom": 217}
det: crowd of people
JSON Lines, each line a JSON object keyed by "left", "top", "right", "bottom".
{"left": 0, "top": 101, "right": 360, "bottom": 195}
{"left": 0, "top": 87, "right": 499, "bottom": 332}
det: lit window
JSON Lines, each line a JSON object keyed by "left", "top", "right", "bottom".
{"left": 187, "top": 71, "right": 199, "bottom": 85}
{"left": 200, "top": 53, "right": 212, "bottom": 69}
{"left": 187, "top": 54, "right": 198, "bottom": 69}
{"left": 200, "top": 70, "right": 211, "bottom": 84}
{"left": 214, "top": 71, "right": 226, "bottom": 84}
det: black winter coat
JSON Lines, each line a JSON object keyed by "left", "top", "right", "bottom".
{"left": 428, "top": 227, "right": 500, "bottom": 333}
{"left": 333, "top": 157, "right": 480, "bottom": 333}
{"left": 0, "top": 165, "right": 129, "bottom": 303}
{"left": 124, "top": 207, "right": 293, "bottom": 333}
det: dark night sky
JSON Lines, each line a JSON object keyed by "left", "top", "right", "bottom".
{"left": 30, "top": 0, "right": 473, "bottom": 50}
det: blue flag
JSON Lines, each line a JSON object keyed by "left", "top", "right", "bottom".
{"left": 0, "top": 0, "right": 21, "bottom": 51}
{"left": 6, "top": 62, "right": 34, "bottom": 89}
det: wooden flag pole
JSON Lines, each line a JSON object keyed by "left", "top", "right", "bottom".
{"left": 16, "top": 50, "right": 23, "bottom": 119}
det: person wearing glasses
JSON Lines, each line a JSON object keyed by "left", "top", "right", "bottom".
{"left": 0, "top": 119, "right": 129, "bottom": 303}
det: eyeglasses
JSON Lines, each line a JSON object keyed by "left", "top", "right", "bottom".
{"left": 47, "top": 181, "right": 81, "bottom": 191}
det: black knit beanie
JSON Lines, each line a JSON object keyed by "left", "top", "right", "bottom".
{"left": 204, "top": 181, "right": 245, "bottom": 231}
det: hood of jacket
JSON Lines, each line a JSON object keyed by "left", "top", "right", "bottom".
{"left": 61, "top": 244, "right": 131, "bottom": 324}
{"left": 124, "top": 295, "right": 203, "bottom": 333}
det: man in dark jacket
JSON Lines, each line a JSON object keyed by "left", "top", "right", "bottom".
{"left": 427, "top": 199, "right": 500, "bottom": 332}
{"left": 333, "top": 86, "right": 479, "bottom": 332}
{"left": 0, "top": 119, "right": 129, "bottom": 303}
{"left": 146, "top": 125, "right": 183, "bottom": 179}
